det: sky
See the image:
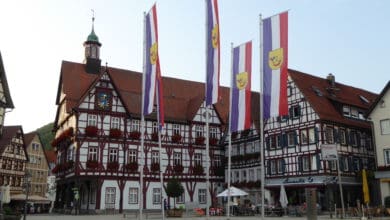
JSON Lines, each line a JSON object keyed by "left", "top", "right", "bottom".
{"left": 0, "top": 0, "right": 389, "bottom": 133}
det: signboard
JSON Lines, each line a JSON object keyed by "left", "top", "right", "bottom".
{"left": 321, "top": 144, "right": 338, "bottom": 161}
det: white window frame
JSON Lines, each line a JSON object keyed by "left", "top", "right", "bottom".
{"left": 381, "top": 119, "right": 390, "bottom": 135}
{"left": 128, "top": 149, "right": 137, "bottom": 163}
{"left": 105, "top": 187, "right": 116, "bottom": 204}
{"left": 198, "top": 189, "right": 207, "bottom": 204}
{"left": 340, "top": 129, "right": 346, "bottom": 145}
{"left": 132, "top": 120, "right": 140, "bottom": 131}
{"left": 152, "top": 122, "right": 158, "bottom": 133}
{"left": 88, "top": 114, "right": 97, "bottom": 126}
{"left": 195, "top": 125, "right": 203, "bottom": 138}
{"left": 109, "top": 148, "right": 118, "bottom": 162}
{"left": 210, "top": 127, "right": 217, "bottom": 139}
{"left": 151, "top": 151, "right": 159, "bottom": 164}
{"left": 173, "top": 152, "right": 182, "bottom": 166}
{"left": 270, "top": 160, "right": 276, "bottom": 174}
{"left": 302, "top": 156, "right": 310, "bottom": 171}
{"left": 248, "top": 169, "right": 255, "bottom": 181}
{"left": 176, "top": 192, "right": 185, "bottom": 204}
{"left": 153, "top": 188, "right": 161, "bottom": 204}
{"left": 111, "top": 117, "right": 120, "bottom": 129}
{"left": 173, "top": 124, "right": 180, "bottom": 135}
{"left": 308, "top": 128, "right": 316, "bottom": 143}
{"left": 325, "top": 127, "right": 334, "bottom": 144}
{"left": 194, "top": 153, "right": 202, "bottom": 166}
{"left": 301, "top": 130, "right": 308, "bottom": 145}
{"left": 288, "top": 132, "right": 295, "bottom": 146}
{"left": 385, "top": 149, "right": 390, "bottom": 166}
{"left": 128, "top": 187, "right": 138, "bottom": 204}
{"left": 277, "top": 159, "right": 284, "bottom": 174}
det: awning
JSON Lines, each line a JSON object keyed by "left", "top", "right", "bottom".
{"left": 11, "top": 194, "right": 51, "bottom": 204}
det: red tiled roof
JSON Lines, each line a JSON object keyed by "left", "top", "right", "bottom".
{"left": 0, "top": 126, "right": 27, "bottom": 160}
{"left": 24, "top": 132, "right": 37, "bottom": 146}
{"left": 44, "top": 150, "right": 57, "bottom": 163}
{"left": 289, "top": 69, "right": 378, "bottom": 128}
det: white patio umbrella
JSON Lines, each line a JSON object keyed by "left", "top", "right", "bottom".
{"left": 217, "top": 186, "right": 248, "bottom": 197}
{"left": 279, "top": 184, "right": 288, "bottom": 208}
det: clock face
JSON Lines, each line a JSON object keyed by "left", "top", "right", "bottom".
{"left": 97, "top": 91, "right": 110, "bottom": 110}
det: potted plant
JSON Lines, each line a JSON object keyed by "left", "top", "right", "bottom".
{"left": 209, "top": 137, "right": 218, "bottom": 145}
{"left": 166, "top": 178, "right": 184, "bottom": 217}
{"left": 107, "top": 161, "right": 119, "bottom": 171}
{"left": 151, "top": 132, "right": 159, "bottom": 141}
{"left": 193, "top": 164, "right": 204, "bottom": 175}
{"left": 151, "top": 162, "right": 160, "bottom": 173}
{"left": 195, "top": 136, "right": 205, "bottom": 145}
{"left": 86, "top": 160, "right": 99, "bottom": 169}
{"left": 173, "top": 164, "right": 184, "bottom": 174}
{"left": 125, "top": 162, "right": 138, "bottom": 172}
{"left": 109, "top": 128, "right": 122, "bottom": 138}
{"left": 85, "top": 126, "right": 98, "bottom": 137}
{"left": 171, "top": 134, "right": 182, "bottom": 143}
{"left": 129, "top": 131, "right": 141, "bottom": 140}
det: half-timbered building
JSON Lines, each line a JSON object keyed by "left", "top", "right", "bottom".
{"left": 264, "top": 70, "right": 378, "bottom": 209}
{"left": 52, "top": 24, "right": 228, "bottom": 213}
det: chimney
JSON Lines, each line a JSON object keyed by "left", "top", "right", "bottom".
{"left": 326, "top": 73, "right": 335, "bottom": 87}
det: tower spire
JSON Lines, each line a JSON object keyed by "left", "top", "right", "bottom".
{"left": 83, "top": 9, "right": 102, "bottom": 74}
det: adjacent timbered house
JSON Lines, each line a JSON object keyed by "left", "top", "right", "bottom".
{"left": 52, "top": 25, "right": 228, "bottom": 213}
{"left": 265, "top": 71, "right": 378, "bottom": 209}
{"left": 367, "top": 81, "right": 390, "bottom": 205}
{"left": 0, "top": 51, "right": 14, "bottom": 134}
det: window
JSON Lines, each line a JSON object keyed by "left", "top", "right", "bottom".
{"left": 248, "top": 169, "right": 255, "bottom": 181}
{"left": 343, "top": 106, "right": 350, "bottom": 117}
{"left": 325, "top": 127, "right": 334, "bottom": 144}
{"left": 309, "top": 128, "right": 316, "bottom": 143}
{"left": 152, "top": 122, "right": 158, "bottom": 133}
{"left": 210, "top": 127, "right": 217, "bottom": 139}
{"left": 198, "top": 189, "right": 207, "bottom": 204}
{"left": 173, "top": 124, "right": 180, "bottom": 135}
{"left": 351, "top": 108, "right": 358, "bottom": 118}
{"left": 287, "top": 86, "right": 292, "bottom": 97}
{"left": 269, "top": 135, "right": 276, "bottom": 149}
{"left": 173, "top": 152, "right": 182, "bottom": 165}
{"left": 153, "top": 188, "right": 161, "bottom": 204}
{"left": 339, "top": 129, "right": 346, "bottom": 145}
{"left": 329, "top": 161, "right": 337, "bottom": 171}
{"left": 128, "top": 149, "right": 137, "bottom": 163}
{"left": 234, "top": 171, "right": 240, "bottom": 182}
{"left": 132, "top": 120, "right": 140, "bottom": 131}
{"left": 105, "top": 187, "right": 116, "bottom": 204}
{"left": 151, "top": 151, "right": 159, "bottom": 164}
{"left": 176, "top": 192, "right": 185, "bottom": 204}
{"left": 194, "top": 153, "right": 202, "bottom": 166}
{"left": 88, "top": 114, "right": 97, "bottom": 126}
{"left": 241, "top": 170, "right": 247, "bottom": 182}
{"left": 301, "top": 130, "right": 308, "bottom": 145}
{"left": 213, "top": 155, "right": 221, "bottom": 167}
{"left": 270, "top": 160, "right": 276, "bottom": 174}
{"left": 109, "top": 149, "right": 118, "bottom": 162}
{"left": 343, "top": 157, "right": 349, "bottom": 171}
{"left": 111, "top": 117, "right": 120, "bottom": 129}
{"left": 287, "top": 132, "right": 296, "bottom": 146}
{"left": 277, "top": 159, "right": 285, "bottom": 174}
{"left": 32, "top": 143, "right": 39, "bottom": 151}
{"left": 88, "top": 147, "right": 98, "bottom": 161}
{"left": 290, "top": 105, "right": 301, "bottom": 118}
{"left": 195, "top": 125, "right": 203, "bottom": 138}
{"left": 384, "top": 149, "right": 390, "bottom": 166}
{"left": 381, "top": 119, "right": 390, "bottom": 135}
{"left": 302, "top": 156, "right": 310, "bottom": 171}
{"left": 67, "top": 148, "right": 74, "bottom": 161}
{"left": 350, "top": 131, "right": 357, "bottom": 146}
{"left": 128, "top": 188, "right": 138, "bottom": 204}
{"left": 256, "top": 169, "right": 261, "bottom": 181}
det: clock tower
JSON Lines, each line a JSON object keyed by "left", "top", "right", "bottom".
{"left": 83, "top": 15, "right": 102, "bottom": 74}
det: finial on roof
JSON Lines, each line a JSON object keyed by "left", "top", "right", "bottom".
{"left": 86, "top": 9, "right": 100, "bottom": 43}
{"left": 91, "top": 9, "right": 95, "bottom": 31}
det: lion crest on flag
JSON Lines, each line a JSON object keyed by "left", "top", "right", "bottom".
{"left": 236, "top": 72, "right": 248, "bottom": 90}
{"left": 268, "top": 48, "right": 283, "bottom": 70}
{"left": 212, "top": 24, "right": 219, "bottom": 48}
{"left": 150, "top": 42, "right": 158, "bottom": 65}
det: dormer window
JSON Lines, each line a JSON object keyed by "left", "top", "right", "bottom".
{"left": 343, "top": 106, "right": 350, "bottom": 116}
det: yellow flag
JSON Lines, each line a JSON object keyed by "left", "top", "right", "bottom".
{"left": 362, "top": 169, "right": 370, "bottom": 204}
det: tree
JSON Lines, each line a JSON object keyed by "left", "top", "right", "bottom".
{"left": 165, "top": 178, "right": 184, "bottom": 209}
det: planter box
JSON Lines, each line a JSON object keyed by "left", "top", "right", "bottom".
{"left": 167, "top": 209, "right": 183, "bottom": 217}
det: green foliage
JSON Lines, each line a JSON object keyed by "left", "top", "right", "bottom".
{"left": 36, "top": 122, "right": 55, "bottom": 150}
{"left": 166, "top": 178, "right": 184, "bottom": 199}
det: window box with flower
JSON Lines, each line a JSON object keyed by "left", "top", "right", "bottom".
{"left": 171, "top": 134, "right": 182, "bottom": 143}
{"left": 195, "top": 136, "right": 205, "bottom": 145}
{"left": 151, "top": 162, "right": 160, "bottom": 173}
{"left": 125, "top": 162, "right": 138, "bottom": 172}
{"left": 209, "top": 138, "right": 218, "bottom": 145}
{"left": 193, "top": 164, "right": 204, "bottom": 175}
{"left": 173, "top": 164, "right": 184, "bottom": 174}
{"left": 151, "top": 132, "right": 159, "bottom": 141}
{"left": 85, "top": 126, "right": 98, "bottom": 137}
{"left": 63, "top": 160, "right": 74, "bottom": 170}
{"left": 109, "top": 128, "right": 122, "bottom": 139}
{"left": 86, "top": 160, "right": 99, "bottom": 169}
{"left": 129, "top": 131, "right": 141, "bottom": 140}
{"left": 107, "top": 161, "right": 119, "bottom": 171}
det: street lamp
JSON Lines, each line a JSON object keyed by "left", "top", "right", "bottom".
{"left": 23, "top": 171, "right": 32, "bottom": 220}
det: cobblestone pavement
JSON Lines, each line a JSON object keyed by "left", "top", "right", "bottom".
{"left": 25, "top": 213, "right": 390, "bottom": 220}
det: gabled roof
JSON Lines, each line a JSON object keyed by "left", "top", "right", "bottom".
{"left": 56, "top": 61, "right": 260, "bottom": 127}
{"left": 0, "top": 126, "right": 28, "bottom": 161}
{"left": 289, "top": 69, "right": 378, "bottom": 128}
{"left": 0, "top": 51, "right": 14, "bottom": 108}
{"left": 24, "top": 131, "right": 50, "bottom": 166}
{"left": 366, "top": 80, "right": 390, "bottom": 117}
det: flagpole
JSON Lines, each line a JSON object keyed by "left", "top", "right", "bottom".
{"left": 157, "top": 90, "right": 165, "bottom": 220}
{"left": 205, "top": 1, "right": 210, "bottom": 219}
{"left": 226, "top": 42, "right": 233, "bottom": 220}
{"left": 259, "top": 14, "right": 265, "bottom": 220}
{"left": 139, "top": 11, "right": 146, "bottom": 220}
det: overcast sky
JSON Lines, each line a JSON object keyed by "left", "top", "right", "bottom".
{"left": 0, "top": 0, "right": 389, "bottom": 132}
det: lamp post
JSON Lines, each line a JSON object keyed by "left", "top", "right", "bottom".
{"left": 23, "top": 171, "right": 32, "bottom": 220}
